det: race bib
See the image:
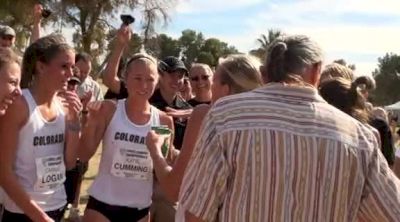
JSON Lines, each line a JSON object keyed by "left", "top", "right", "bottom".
{"left": 34, "top": 154, "right": 66, "bottom": 192}
{"left": 110, "top": 146, "right": 153, "bottom": 180}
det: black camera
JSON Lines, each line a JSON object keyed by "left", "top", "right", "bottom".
{"left": 120, "top": 14, "right": 135, "bottom": 26}
{"left": 37, "top": 1, "right": 52, "bottom": 18}
{"left": 41, "top": 9, "right": 52, "bottom": 18}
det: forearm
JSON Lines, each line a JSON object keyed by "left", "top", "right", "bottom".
{"left": 103, "top": 43, "right": 125, "bottom": 92}
{"left": 0, "top": 171, "right": 47, "bottom": 221}
{"left": 149, "top": 151, "right": 181, "bottom": 201}
{"left": 77, "top": 120, "right": 100, "bottom": 162}
{"left": 30, "top": 19, "right": 41, "bottom": 44}
{"left": 64, "top": 121, "right": 81, "bottom": 169}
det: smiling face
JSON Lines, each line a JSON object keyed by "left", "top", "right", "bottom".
{"left": 0, "top": 35, "right": 15, "bottom": 48}
{"left": 37, "top": 49, "right": 75, "bottom": 91}
{"left": 75, "top": 59, "right": 92, "bottom": 81}
{"left": 0, "top": 61, "right": 21, "bottom": 115}
{"left": 125, "top": 58, "right": 159, "bottom": 101}
{"left": 158, "top": 70, "right": 185, "bottom": 96}
{"left": 189, "top": 65, "right": 212, "bottom": 97}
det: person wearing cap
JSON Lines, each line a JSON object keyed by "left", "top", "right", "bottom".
{"left": 67, "top": 76, "right": 81, "bottom": 92}
{"left": 0, "top": 25, "right": 16, "bottom": 48}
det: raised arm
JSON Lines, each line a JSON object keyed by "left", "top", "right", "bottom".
{"left": 30, "top": 4, "right": 43, "bottom": 44}
{"left": 78, "top": 100, "right": 116, "bottom": 162}
{"left": 102, "top": 25, "right": 131, "bottom": 93}
{"left": 61, "top": 91, "right": 83, "bottom": 169}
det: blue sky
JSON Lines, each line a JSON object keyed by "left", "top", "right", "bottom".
{"left": 56, "top": 0, "right": 400, "bottom": 76}
{"left": 158, "top": 0, "right": 400, "bottom": 76}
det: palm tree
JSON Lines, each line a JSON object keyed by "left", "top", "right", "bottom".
{"left": 250, "top": 29, "right": 282, "bottom": 60}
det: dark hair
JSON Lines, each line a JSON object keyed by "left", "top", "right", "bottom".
{"left": 265, "top": 35, "right": 323, "bottom": 83}
{"left": 21, "top": 34, "right": 72, "bottom": 88}
{"left": 0, "top": 47, "right": 20, "bottom": 71}
{"left": 354, "top": 75, "right": 376, "bottom": 91}
{"left": 75, "top": 52, "right": 92, "bottom": 63}
{"left": 319, "top": 77, "right": 369, "bottom": 123}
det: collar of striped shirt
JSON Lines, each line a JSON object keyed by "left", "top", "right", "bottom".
{"left": 254, "top": 82, "right": 326, "bottom": 103}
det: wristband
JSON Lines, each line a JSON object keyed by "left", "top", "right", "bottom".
{"left": 67, "top": 122, "right": 81, "bottom": 132}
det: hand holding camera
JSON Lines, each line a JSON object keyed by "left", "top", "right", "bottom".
{"left": 115, "top": 14, "right": 135, "bottom": 46}
{"left": 120, "top": 14, "right": 135, "bottom": 26}
{"left": 36, "top": 1, "right": 52, "bottom": 19}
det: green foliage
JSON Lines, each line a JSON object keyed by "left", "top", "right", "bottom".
{"left": 1, "top": 0, "right": 174, "bottom": 64}
{"left": 250, "top": 29, "right": 282, "bottom": 61}
{"left": 139, "top": 29, "right": 238, "bottom": 68}
{"left": 371, "top": 53, "right": 400, "bottom": 105}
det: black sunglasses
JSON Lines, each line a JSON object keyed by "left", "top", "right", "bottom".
{"left": 190, "top": 75, "right": 210, "bottom": 81}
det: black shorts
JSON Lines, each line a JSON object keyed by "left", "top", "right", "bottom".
{"left": 2, "top": 206, "right": 66, "bottom": 222}
{"left": 65, "top": 160, "right": 88, "bottom": 203}
{"left": 86, "top": 196, "right": 149, "bottom": 222}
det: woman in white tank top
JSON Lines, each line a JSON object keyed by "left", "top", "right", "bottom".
{"left": 79, "top": 28, "right": 174, "bottom": 222}
{"left": 0, "top": 35, "right": 82, "bottom": 222}
{"left": 0, "top": 47, "right": 22, "bottom": 218}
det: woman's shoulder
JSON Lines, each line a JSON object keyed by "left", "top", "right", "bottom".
{"left": 0, "top": 96, "right": 29, "bottom": 127}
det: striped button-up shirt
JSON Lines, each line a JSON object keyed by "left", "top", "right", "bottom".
{"left": 177, "top": 83, "right": 400, "bottom": 222}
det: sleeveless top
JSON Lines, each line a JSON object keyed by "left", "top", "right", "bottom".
{"left": 89, "top": 99, "right": 160, "bottom": 208}
{"left": 4, "top": 89, "right": 67, "bottom": 213}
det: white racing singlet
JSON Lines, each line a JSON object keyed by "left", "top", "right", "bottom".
{"left": 89, "top": 99, "right": 160, "bottom": 208}
{"left": 3, "top": 89, "right": 67, "bottom": 213}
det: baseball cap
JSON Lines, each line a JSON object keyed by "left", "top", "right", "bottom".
{"left": 0, "top": 25, "right": 16, "bottom": 37}
{"left": 158, "top": 56, "right": 188, "bottom": 75}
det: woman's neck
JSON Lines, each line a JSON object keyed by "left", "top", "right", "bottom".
{"left": 29, "top": 82, "right": 58, "bottom": 106}
{"left": 126, "top": 96, "right": 151, "bottom": 113}
{"left": 159, "top": 88, "right": 176, "bottom": 105}
{"left": 195, "top": 91, "right": 212, "bottom": 102}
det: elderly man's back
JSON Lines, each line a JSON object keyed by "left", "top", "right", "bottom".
{"left": 178, "top": 84, "right": 400, "bottom": 222}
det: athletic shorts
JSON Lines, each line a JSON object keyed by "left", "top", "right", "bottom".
{"left": 2, "top": 206, "right": 66, "bottom": 222}
{"left": 86, "top": 196, "right": 149, "bottom": 222}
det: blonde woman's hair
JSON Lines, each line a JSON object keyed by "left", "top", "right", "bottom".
{"left": 217, "top": 54, "right": 263, "bottom": 94}
{"left": 189, "top": 63, "right": 213, "bottom": 76}
{"left": 320, "top": 63, "right": 354, "bottom": 84}
{"left": 123, "top": 53, "right": 158, "bottom": 79}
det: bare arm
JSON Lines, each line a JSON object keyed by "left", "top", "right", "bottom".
{"left": 30, "top": 4, "right": 43, "bottom": 44}
{"left": 102, "top": 25, "right": 131, "bottom": 93}
{"left": 78, "top": 100, "right": 115, "bottom": 162}
{"left": 0, "top": 97, "right": 53, "bottom": 222}
{"left": 146, "top": 105, "right": 210, "bottom": 202}
{"left": 61, "top": 91, "right": 83, "bottom": 169}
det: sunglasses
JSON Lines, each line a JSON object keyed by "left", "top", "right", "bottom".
{"left": 190, "top": 75, "right": 210, "bottom": 82}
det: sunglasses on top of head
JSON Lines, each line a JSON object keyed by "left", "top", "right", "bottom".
{"left": 190, "top": 75, "right": 210, "bottom": 81}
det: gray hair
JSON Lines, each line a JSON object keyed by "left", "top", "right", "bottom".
{"left": 265, "top": 35, "right": 323, "bottom": 83}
